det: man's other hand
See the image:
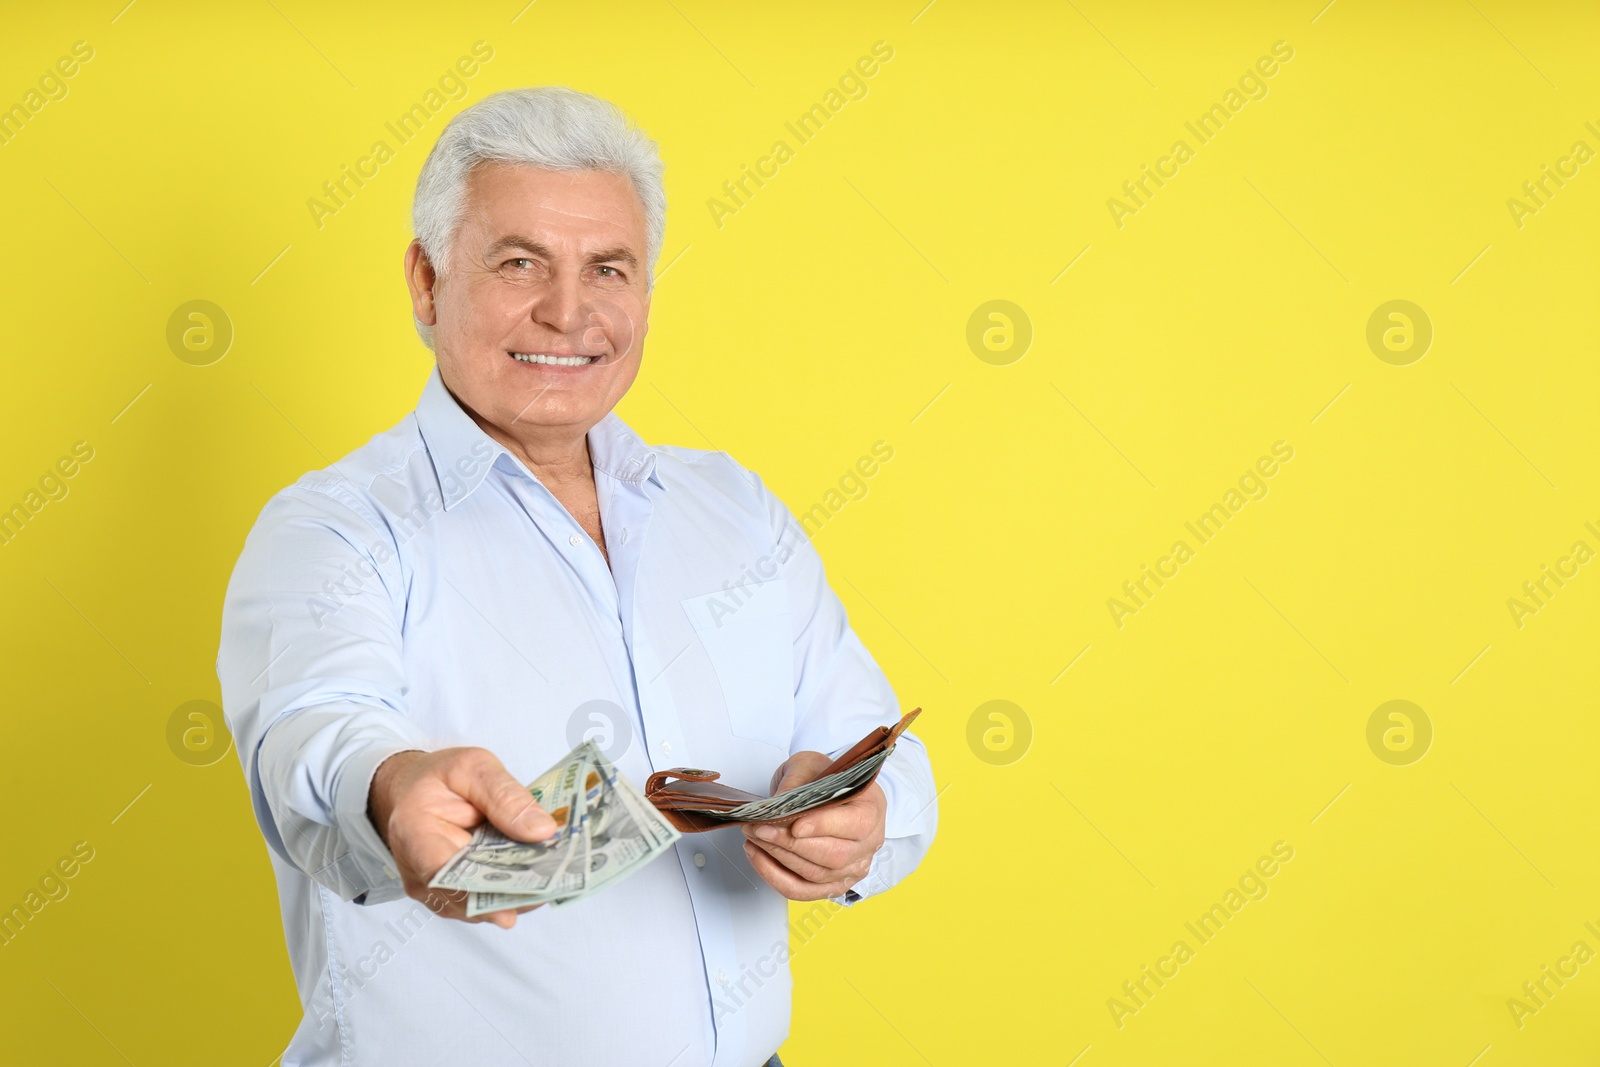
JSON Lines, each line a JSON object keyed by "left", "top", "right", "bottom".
{"left": 740, "top": 750, "right": 886, "bottom": 901}
{"left": 368, "top": 747, "right": 558, "bottom": 928}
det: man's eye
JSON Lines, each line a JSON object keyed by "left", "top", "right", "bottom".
{"left": 507, "top": 258, "right": 534, "bottom": 270}
{"left": 597, "top": 265, "right": 623, "bottom": 278}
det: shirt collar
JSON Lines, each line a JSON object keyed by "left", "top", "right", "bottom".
{"left": 414, "top": 365, "right": 666, "bottom": 511}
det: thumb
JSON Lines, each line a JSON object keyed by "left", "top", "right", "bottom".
{"left": 772, "top": 751, "right": 833, "bottom": 794}
{"left": 453, "top": 751, "right": 557, "bottom": 842}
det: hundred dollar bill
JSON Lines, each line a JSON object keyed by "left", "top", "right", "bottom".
{"left": 547, "top": 765, "right": 660, "bottom": 908}
{"left": 684, "top": 748, "right": 891, "bottom": 823}
{"left": 429, "top": 748, "right": 591, "bottom": 895}
{"left": 471, "top": 756, "right": 615, "bottom": 916}
{"left": 587, "top": 743, "right": 680, "bottom": 850}
{"left": 470, "top": 741, "right": 681, "bottom": 915}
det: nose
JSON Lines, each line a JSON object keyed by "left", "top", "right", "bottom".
{"left": 528, "top": 266, "right": 587, "bottom": 346}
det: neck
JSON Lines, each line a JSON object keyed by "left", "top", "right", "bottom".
{"left": 487, "top": 420, "right": 594, "bottom": 487}
{"left": 444, "top": 382, "right": 596, "bottom": 488}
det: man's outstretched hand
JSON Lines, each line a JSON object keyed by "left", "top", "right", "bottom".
{"left": 740, "top": 751, "right": 886, "bottom": 901}
{"left": 368, "top": 747, "right": 557, "bottom": 928}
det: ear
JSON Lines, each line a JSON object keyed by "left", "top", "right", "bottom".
{"left": 404, "top": 240, "right": 439, "bottom": 327}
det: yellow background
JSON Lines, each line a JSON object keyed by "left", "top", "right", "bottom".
{"left": 2, "top": 0, "right": 1596, "bottom": 1063}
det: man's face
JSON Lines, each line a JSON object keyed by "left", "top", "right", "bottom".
{"left": 409, "top": 162, "right": 651, "bottom": 441}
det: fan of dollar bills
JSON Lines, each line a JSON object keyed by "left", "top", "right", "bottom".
{"left": 662, "top": 745, "right": 894, "bottom": 823}
{"left": 429, "top": 739, "right": 681, "bottom": 916}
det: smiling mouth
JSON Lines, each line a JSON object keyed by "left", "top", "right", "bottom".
{"left": 509, "top": 351, "right": 600, "bottom": 367}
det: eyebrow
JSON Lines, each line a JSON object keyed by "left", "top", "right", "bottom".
{"left": 484, "top": 234, "right": 638, "bottom": 268}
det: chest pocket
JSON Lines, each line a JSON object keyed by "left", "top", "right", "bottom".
{"left": 680, "top": 579, "right": 794, "bottom": 750}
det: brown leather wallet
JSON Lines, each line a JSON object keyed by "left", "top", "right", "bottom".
{"left": 644, "top": 708, "right": 921, "bottom": 833}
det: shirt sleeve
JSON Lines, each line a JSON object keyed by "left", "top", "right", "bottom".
{"left": 216, "top": 482, "right": 432, "bottom": 906}
{"left": 741, "top": 465, "right": 939, "bottom": 905}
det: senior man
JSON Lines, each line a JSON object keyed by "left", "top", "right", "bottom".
{"left": 217, "top": 87, "right": 937, "bottom": 1066}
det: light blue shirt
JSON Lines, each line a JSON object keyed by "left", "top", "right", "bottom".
{"left": 216, "top": 366, "right": 937, "bottom": 1067}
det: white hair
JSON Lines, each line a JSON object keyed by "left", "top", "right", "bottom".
{"left": 409, "top": 86, "right": 666, "bottom": 350}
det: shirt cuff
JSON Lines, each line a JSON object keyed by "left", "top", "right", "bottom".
{"left": 830, "top": 839, "right": 892, "bottom": 907}
{"left": 334, "top": 740, "right": 430, "bottom": 905}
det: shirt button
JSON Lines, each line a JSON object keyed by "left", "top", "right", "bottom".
{"left": 693, "top": 852, "right": 706, "bottom": 868}
{"left": 568, "top": 533, "right": 583, "bottom": 546}
{"left": 620, "top": 528, "right": 629, "bottom": 545}
{"left": 716, "top": 970, "right": 729, "bottom": 985}
{"left": 661, "top": 741, "right": 673, "bottom": 756}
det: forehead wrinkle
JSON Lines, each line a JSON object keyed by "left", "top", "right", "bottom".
{"left": 455, "top": 184, "right": 644, "bottom": 273}
{"left": 526, "top": 201, "right": 636, "bottom": 230}
{"left": 546, "top": 208, "right": 611, "bottom": 226}
{"left": 467, "top": 168, "right": 640, "bottom": 231}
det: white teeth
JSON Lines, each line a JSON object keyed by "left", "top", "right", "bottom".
{"left": 511, "top": 352, "right": 595, "bottom": 366}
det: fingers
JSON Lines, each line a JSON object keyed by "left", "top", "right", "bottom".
{"left": 744, "top": 783, "right": 885, "bottom": 853}
{"left": 449, "top": 750, "right": 557, "bottom": 842}
{"left": 770, "top": 750, "right": 833, "bottom": 794}
{"left": 738, "top": 780, "right": 884, "bottom": 900}
{"left": 743, "top": 821, "right": 874, "bottom": 870}
{"left": 390, "top": 815, "right": 475, "bottom": 888}
{"left": 408, "top": 886, "right": 545, "bottom": 928}
{"left": 788, "top": 803, "right": 874, "bottom": 844}
{"left": 379, "top": 747, "right": 563, "bottom": 926}
{"left": 479, "top": 901, "right": 545, "bottom": 928}
{"left": 745, "top": 836, "right": 870, "bottom": 886}
{"left": 799, "top": 781, "right": 886, "bottom": 839}
{"left": 742, "top": 839, "right": 859, "bottom": 901}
